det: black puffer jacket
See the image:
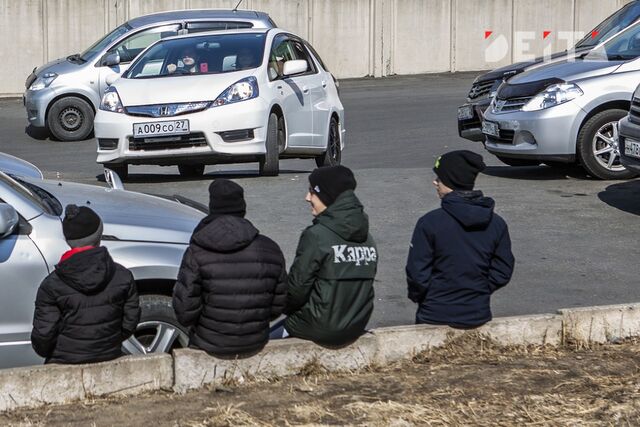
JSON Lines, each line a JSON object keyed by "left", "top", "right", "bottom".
{"left": 31, "top": 247, "right": 140, "bottom": 364}
{"left": 172, "top": 215, "right": 287, "bottom": 356}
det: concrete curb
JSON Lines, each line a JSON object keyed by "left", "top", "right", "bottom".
{"left": 1, "top": 303, "right": 639, "bottom": 411}
{"left": 0, "top": 354, "right": 172, "bottom": 412}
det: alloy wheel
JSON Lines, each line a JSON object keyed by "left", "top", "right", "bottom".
{"left": 121, "top": 320, "right": 189, "bottom": 355}
{"left": 592, "top": 121, "right": 625, "bottom": 172}
{"left": 328, "top": 121, "right": 341, "bottom": 163}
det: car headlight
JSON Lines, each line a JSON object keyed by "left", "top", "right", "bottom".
{"left": 99, "top": 87, "right": 124, "bottom": 113}
{"left": 29, "top": 72, "right": 57, "bottom": 91}
{"left": 211, "top": 77, "right": 258, "bottom": 107}
{"left": 522, "top": 83, "right": 583, "bottom": 112}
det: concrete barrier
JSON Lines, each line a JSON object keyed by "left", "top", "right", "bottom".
{"left": 1, "top": 302, "right": 638, "bottom": 411}
{"left": 0, "top": 354, "right": 172, "bottom": 412}
{"left": 560, "top": 303, "right": 640, "bottom": 344}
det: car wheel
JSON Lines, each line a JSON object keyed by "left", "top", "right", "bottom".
{"left": 495, "top": 156, "right": 540, "bottom": 167}
{"left": 121, "top": 295, "right": 189, "bottom": 355}
{"left": 577, "top": 109, "right": 637, "bottom": 180}
{"left": 259, "top": 112, "right": 283, "bottom": 176}
{"left": 316, "top": 117, "right": 342, "bottom": 167}
{"left": 47, "top": 97, "right": 94, "bottom": 141}
{"left": 106, "top": 163, "right": 128, "bottom": 181}
{"left": 178, "top": 164, "right": 205, "bottom": 177}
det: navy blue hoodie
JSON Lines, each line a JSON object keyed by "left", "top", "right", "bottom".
{"left": 406, "top": 191, "right": 514, "bottom": 327}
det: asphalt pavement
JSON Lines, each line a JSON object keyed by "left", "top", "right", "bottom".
{"left": 2, "top": 72, "right": 640, "bottom": 328}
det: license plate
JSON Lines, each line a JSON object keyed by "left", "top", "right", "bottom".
{"left": 624, "top": 138, "right": 640, "bottom": 159}
{"left": 133, "top": 120, "right": 189, "bottom": 138}
{"left": 458, "top": 105, "right": 474, "bottom": 120}
{"left": 482, "top": 120, "right": 500, "bottom": 137}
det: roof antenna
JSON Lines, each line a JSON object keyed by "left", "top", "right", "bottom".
{"left": 232, "top": 0, "right": 244, "bottom": 11}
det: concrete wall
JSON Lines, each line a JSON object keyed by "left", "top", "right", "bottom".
{"left": 5, "top": 0, "right": 636, "bottom": 96}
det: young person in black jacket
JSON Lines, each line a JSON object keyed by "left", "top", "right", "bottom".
{"left": 406, "top": 150, "right": 515, "bottom": 328}
{"left": 31, "top": 205, "right": 140, "bottom": 364}
{"left": 172, "top": 179, "right": 287, "bottom": 357}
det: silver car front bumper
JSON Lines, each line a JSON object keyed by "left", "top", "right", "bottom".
{"left": 23, "top": 87, "right": 56, "bottom": 128}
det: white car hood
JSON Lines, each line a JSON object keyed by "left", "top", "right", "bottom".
{"left": 115, "top": 72, "right": 255, "bottom": 106}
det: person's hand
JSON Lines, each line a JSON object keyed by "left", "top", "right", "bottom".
{"left": 167, "top": 63, "right": 177, "bottom": 74}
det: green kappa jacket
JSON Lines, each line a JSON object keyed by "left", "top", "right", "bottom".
{"left": 284, "top": 190, "right": 377, "bottom": 345}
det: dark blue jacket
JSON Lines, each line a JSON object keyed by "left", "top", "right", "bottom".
{"left": 406, "top": 191, "right": 514, "bottom": 327}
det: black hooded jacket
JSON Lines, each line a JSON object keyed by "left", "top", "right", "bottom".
{"left": 31, "top": 247, "right": 140, "bottom": 364}
{"left": 406, "top": 191, "right": 514, "bottom": 327}
{"left": 172, "top": 215, "right": 287, "bottom": 357}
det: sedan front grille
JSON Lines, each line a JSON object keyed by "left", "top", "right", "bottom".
{"left": 125, "top": 102, "right": 210, "bottom": 118}
{"left": 629, "top": 97, "right": 640, "bottom": 125}
{"left": 492, "top": 97, "right": 533, "bottom": 113}
{"left": 128, "top": 132, "right": 208, "bottom": 151}
{"left": 468, "top": 80, "right": 496, "bottom": 100}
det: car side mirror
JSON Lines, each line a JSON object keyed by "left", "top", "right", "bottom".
{"left": 0, "top": 204, "right": 19, "bottom": 239}
{"left": 282, "top": 60, "right": 308, "bottom": 76}
{"left": 105, "top": 74, "right": 119, "bottom": 86}
{"left": 102, "top": 51, "right": 121, "bottom": 67}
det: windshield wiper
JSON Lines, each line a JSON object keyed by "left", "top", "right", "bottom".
{"left": 607, "top": 54, "right": 634, "bottom": 61}
{"left": 67, "top": 53, "right": 86, "bottom": 64}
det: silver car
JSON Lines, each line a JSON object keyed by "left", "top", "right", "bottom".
{"left": 0, "top": 153, "right": 204, "bottom": 369}
{"left": 23, "top": 9, "right": 276, "bottom": 142}
{"left": 481, "top": 20, "right": 640, "bottom": 180}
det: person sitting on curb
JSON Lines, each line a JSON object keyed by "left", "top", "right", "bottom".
{"left": 273, "top": 165, "right": 377, "bottom": 346}
{"left": 31, "top": 205, "right": 140, "bottom": 364}
{"left": 406, "top": 150, "right": 515, "bottom": 328}
{"left": 173, "top": 179, "right": 287, "bottom": 358}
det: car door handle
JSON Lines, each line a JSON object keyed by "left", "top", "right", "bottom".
{"left": 321, "top": 80, "right": 327, "bottom": 88}
{"left": 302, "top": 86, "right": 309, "bottom": 94}
{"left": 276, "top": 85, "right": 283, "bottom": 89}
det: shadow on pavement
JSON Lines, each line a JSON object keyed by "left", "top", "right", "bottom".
{"left": 97, "top": 169, "right": 310, "bottom": 184}
{"left": 598, "top": 180, "right": 640, "bottom": 216}
{"left": 483, "top": 165, "right": 590, "bottom": 181}
{"left": 25, "top": 125, "right": 50, "bottom": 141}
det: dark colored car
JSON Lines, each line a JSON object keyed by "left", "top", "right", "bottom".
{"left": 458, "top": 0, "right": 640, "bottom": 142}
{"left": 618, "top": 83, "right": 640, "bottom": 173}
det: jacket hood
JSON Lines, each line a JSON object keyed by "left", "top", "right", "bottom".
{"left": 315, "top": 190, "right": 369, "bottom": 243}
{"left": 442, "top": 191, "right": 495, "bottom": 230}
{"left": 55, "top": 247, "right": 116, "bottom": 294}
{"left": 191, "top": 215, "right": 259, "bottom": 252}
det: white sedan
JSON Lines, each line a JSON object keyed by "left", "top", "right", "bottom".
{"left": 95, "top": 28, "right": 344, "bottom": 178}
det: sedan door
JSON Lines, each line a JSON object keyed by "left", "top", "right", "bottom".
{"left": 267, "top": 35, "right": 313, "bottom": 148}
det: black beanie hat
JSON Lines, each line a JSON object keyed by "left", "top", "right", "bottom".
{"left": 308, "top": 165, "right": 357, "bottom": 207}
{"left": 433, "top": 150, "right": 486, "bottom": 191}
{"left": 62, "top": 204, "right": 103, "bottom": 248}
{"left": 208, "top": 179, "right": 246, "bottom": 217}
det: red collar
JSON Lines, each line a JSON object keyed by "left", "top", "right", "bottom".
{"left": 59, "top": 246, "right": 95, "bottom": 263}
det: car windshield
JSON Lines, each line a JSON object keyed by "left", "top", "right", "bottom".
{"left": 585, "top": 19, "right": 640, "bottom": 61}
{"left": 124, "top": 33, "right": 266, "bottom": 79}
{"left": 80, "top": 23, "right": 132, "bottom": 62}
{"left": 0, "top": 173, "right": 62, "bottom": 216}
{"left": 576, "top": 2, "right": 640, "bottom": 49}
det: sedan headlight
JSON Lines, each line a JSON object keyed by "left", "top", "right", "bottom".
{"left": 99, "top": 86, "right": 124, "bottom": 113}
{"left": 29, "top": 72, "right": 57, "bottom": 91}
{"left": 522, "top": 83, "right": 583, "bottom": 112}
{"left": 211, "top": 77, "right": 259, "bottom": 107}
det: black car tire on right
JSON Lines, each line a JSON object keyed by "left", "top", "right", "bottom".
{"left": 47, "top": 96, "right": 94, "bottom": 141}
{"left": 577, "top": 109, "right": 637, "bottom": 180}
{"left": 495, "top": 156, "right": 540, "bottom": 167}
{"left": 259, "top": 112, "right": 281, "bottom": 176}
{"left": 315, "top": 116, "right": 342, "bottom": 167}
{"left": 134, "top": 295, "right": 190, "bottom": 353}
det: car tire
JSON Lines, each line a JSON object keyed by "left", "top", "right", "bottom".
{"left": 47, "top": 97, "right": 94, "bottom": 141}
{"left": 122, "top": 295, "right": 190, "bottom": 355}
{"left": 178, "top": 164, "right": 205, "bottom": 177}
{"left": 315, "top": 116, "right": 342, "bottom": 167}
{"left": 577, "top": 109, "right": 637, "bottom": 180}
{"left": 495, "top": 156, "right": 540, "bottom": 167}
{"left": 259, "top": 112, "right": 282, "bottom": 176}
{"left": 107, "top": 163, "right": 128, "bottom": 181}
